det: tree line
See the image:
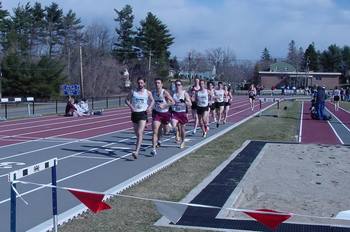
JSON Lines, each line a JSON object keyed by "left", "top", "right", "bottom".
{"left": 0, "top": 2, "right": 174, "bottom": 99}
{"left": 258, "top": 40, "right": 350, "bottom": 83}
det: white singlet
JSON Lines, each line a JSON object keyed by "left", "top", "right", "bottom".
{"left": 196, "top": 89, "right": 209, "bottom": 107}
{"left": 214, "top": 89, "right": 225, "bottom": 102}
{"left": 153, "top": 89, "right": 169, "bottom": 113}
{"left": 172, "top": 91, "right": 187, "bottom": 113}
{"left": 131, "top": 89, "right": 149, "bottom": 112}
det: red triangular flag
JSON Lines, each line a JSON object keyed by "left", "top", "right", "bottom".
{"left": 68, "top": 189, "right": 111, "bottom": 213}
{"left": 243, "top": 209, "right": 292, "bottom": 230}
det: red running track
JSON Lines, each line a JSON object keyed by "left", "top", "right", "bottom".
{"left": 301, "top": 101, "right": 340, "bottom": 144}
{"left": 0, "top": 97, "right": 263, "bottom": 147}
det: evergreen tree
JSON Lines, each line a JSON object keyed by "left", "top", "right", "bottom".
{"left": 0, "top": 1, "right": 9, "bottom": 53}
{"left": 113, "top": 4, "right": 136, "bottom": 64}
{"left": 303, "top": 43, "right": 319, "bottom": 71}
{"left": 297, "top": 46, "right": 304, "bottom": 71}
{"left": 287, "top": 40, "right": 298, "bottom": 69}
{"left": 342, "top": 46, "right": 350, "bottom": 80}
{"left": 136, "top": 12, "right": 174, "bottom": 77}
{"left": 260, "top": 47, "right": 272, "bottom": 71}
{"left": 320, "top": 44, "right": 342, "bottom": 72}
{"left": 44, "top": 2, "right": 63, "bottom": 57}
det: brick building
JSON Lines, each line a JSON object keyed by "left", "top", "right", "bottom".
{"left": 259, "top": 62, "right": 341, "bottom": 89}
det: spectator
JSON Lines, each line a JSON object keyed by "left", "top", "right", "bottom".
{"left": 65, "top": 96, "right": 76, "bottom": 117}
{"left": 316, "top": 86, "right": 326, "bottom": 120}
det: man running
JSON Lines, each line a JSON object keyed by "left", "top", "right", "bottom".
{"left": 214, "top": 82, "right": 225, "bottom": 127}
{"left": 189, "top": 77, "right": 200, "bottom": 134}
{"left": 207, "top": 81, "right": 216, "bottom": 126}
{"left": 193, "top": 79, "right": 209, "bottom": 137}
{"left": 151, "top": 78, "right": 174, "bottom": 156}
{"left": 125, "top": 77, "right": 154, "bottom": 159}
{"left": 171, "top": 80, "right": 192, "bottom": 148}
{"left": 223, "top": 84, "right": 233, "bottom": 124}
{"left": 248, "top": 84, "right": 257, "bottom": 111}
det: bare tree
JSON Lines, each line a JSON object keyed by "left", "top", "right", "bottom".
{"left": 79, "top": 23, "right": 124, "bottom": 97}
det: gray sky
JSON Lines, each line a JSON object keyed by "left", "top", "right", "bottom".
{"left": 3, "top": 0, "right": 350, "bottom": 60}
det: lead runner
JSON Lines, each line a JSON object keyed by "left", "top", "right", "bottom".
{"left": 125, "top": 77, "right": 154, "bottom": 159}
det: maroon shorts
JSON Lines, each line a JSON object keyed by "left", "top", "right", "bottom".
{"left": 153, "top": 110, "right": 171, "bottom": 124}
{"left": 172, "top": 112, "right": 188, "bottom": 125}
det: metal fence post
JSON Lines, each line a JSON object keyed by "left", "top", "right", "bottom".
{"left": 91, "top": 97, "right": 94, "bottom": 110}
{"left": 51, "top": 160, "right": 58, "bottom": 232}
{"left": 32, "top": 101, "right": 35, "bottom": 115}
{"left": 5, "top": 103, "right": 8, "bottom": 119}
{"left": 55, "top": 100, "right": 58, "bottom": 114}
{"left": 10, "top": 179, "right": 16, "bottom": 232}
{"left": 106, "top": 97, "right": 109, "bottom": 109}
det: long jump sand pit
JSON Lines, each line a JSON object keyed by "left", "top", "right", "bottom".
{"left": 223, "top": 143, "right": 350, "bottom": 227}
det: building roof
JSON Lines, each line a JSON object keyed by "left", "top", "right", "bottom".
{"left": 259, "top": 71, "right": 342, "bottom": 76}
{"left": 270, "top": 62, "right": 296, "bottom": 72}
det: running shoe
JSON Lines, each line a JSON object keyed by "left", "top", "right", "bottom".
{"left": 192, "top": 128, "right": 197, "bottom": 135}
{"left": 132, "top": 152, "right": 138, "bottom": 160}
{"left": 216, "top": 122, "right": 219, "bottom": 128}
{"left": 180, "top": 141, "right": 185, "bottom": 149}
{"left": 156, "top": 141, "right": 161, "bottom": 148}
{"left": 202, "top": 132, "right": 207, "bottom": 138}
{"left": 151, "top": 149, "right": 157, "bottom": 156}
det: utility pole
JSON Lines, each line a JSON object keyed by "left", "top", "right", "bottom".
{"left": 148, "top": 50, "right": 152, "bottom": 72}
{"left": 188, "top": 52, "right": 192, "bottom": 84}
{"left": 79, "top": 45, "right": 84, "bottom": 98}
{"left": 0, "top": 68, "right": 2, "bottom": 99}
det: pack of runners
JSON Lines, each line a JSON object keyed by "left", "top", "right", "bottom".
{"left": 125, "top": 77, "right": 249, "bottom": 160}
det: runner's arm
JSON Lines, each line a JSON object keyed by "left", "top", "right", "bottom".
{"left": 147, "top": 90, "right": 155, "bottom": 112}
{"left": 125, "top": 91, "right": 136, "bottom": 112}
{"left": 184, "top": 92, "right": 192, "bottom": 107}
{"left": 164, "top": 90, "right": 175, "bottom": 106}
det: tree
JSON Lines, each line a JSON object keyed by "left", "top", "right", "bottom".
{"left": 135, "top": 12, "right": 174, "bottom": 78}
{"left": 342, "top": 46, "right": 350, "bottom": 82}
{"left": 287, "top": 40, "right": 299, "bottom": 70}
{"left": 319, "top": 44, "right": 342, "bottom": 72}
{"left": 0, "top": 1, "right": 9, "bottom": 53}
{"left": 297, "top": 46, "right": 304, "bottom": 71}
{"left": 113, "top": 4, "right": 136, "bottom": 64}
{"left": 260, "top": 47, "right": 272, "bottom": 71}
{"left": 44, "top": 2, "right": 63, "bottom": 58}
{"left": 303, "top": 43, "right": 319, "bottom": 71}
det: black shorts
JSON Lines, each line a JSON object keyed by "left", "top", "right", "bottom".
{"left": 191, "top": 101, "right": 197, "bottom": 110}
{"left": 209, "top": 104, "right": 215, "bottom": 111}
{"left": 131, "top": 111, "right": 148, "bottom": 123}
{"left": 334, "top": 96, "right": 340, "bottom": 101}
{"left": 196, "top": 106, "right": 208, "bottom": 115}
{"left": 224, "top": 102, "right": 231, "bottom": 107}
{"left": 249, "top": 95, "right": 255, "bottom": 100}
{"left": 215, "top": 102, "right": 225, "bottom": 108}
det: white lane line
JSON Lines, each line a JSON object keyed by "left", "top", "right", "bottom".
{"left": 327, "top": 120, "right": 344, "bottom": 145}
{"left": 298, "top": 101, "right": 304, "bottom": 143}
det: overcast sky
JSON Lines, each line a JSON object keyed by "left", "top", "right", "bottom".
{"left": 3, "top": 0, "right": 350, "bottom": 60}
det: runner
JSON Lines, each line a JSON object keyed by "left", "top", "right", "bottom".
{"left": 125, "top": 77, "right": 154, "bottom": 159}
{"left": 189, "top": 77, "right": 200, "bottom": 134}
{"left": 248, "top": 84, "right": 257, "bottom": 111}
{"left": 207, "top": 81, "right": 216, "bottom": 126}
{"left": 151, "top": 78, "right": 174, "bottom": 156}
{"left": 193, "top": 79, "right": 209, "bottom": 138}
{"left": 171, "top": 80, "right": 192, "bottom": 148}
{"left": 333, "top": 86, "right": 341, "bottom": 111}
{"left": 214, "top": 81, "right": 225, "bottom": 127}
{"left": 223, "top": 84, "right": 233, "bottom": 124}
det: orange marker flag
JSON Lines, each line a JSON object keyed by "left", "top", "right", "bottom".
{"left": 243, "top": 209, "right": 292, "bottom": 230}
{"left": 68, "top": 189, "right": 111, "bottom": 213}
